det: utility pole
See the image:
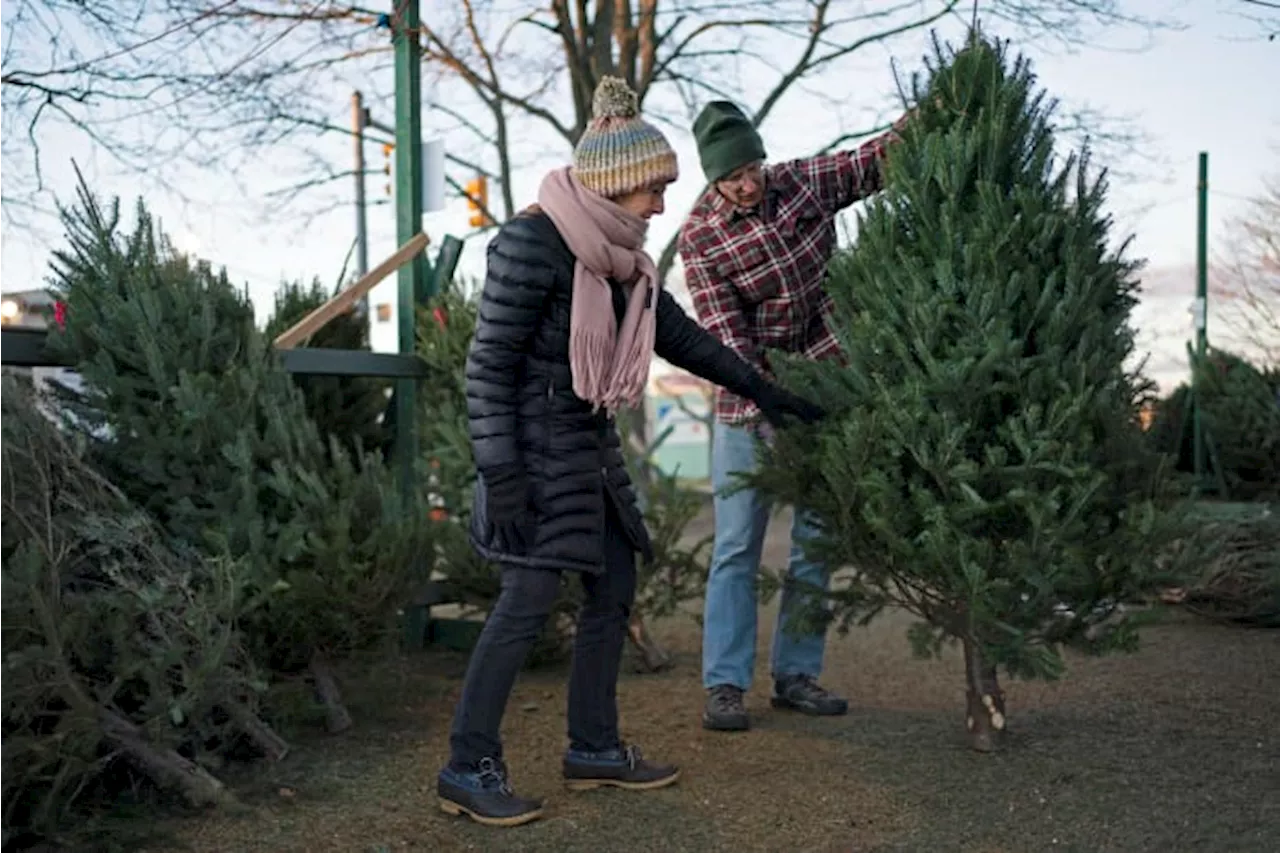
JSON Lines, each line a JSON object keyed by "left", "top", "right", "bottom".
{"left": 1193, "top": 151, "right": 1209, "bottom": 491}
{"left": 352, "top": 90, "right": 370, "bottom": 280}
{"left": 392, "top": 0, "right": 425, "bottom": 501}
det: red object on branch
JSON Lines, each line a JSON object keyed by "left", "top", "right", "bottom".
{"left": 432, "top": 307, "right": 447, "bottom": 329}
{"left": 53, "top": 301, "right": 68, "bottom": 330}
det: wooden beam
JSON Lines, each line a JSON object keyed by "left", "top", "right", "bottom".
{"left": 273, "top": 232, "right": 430, "bottom": 350}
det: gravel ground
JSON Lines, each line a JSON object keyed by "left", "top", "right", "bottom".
{"left": 149, "top": 509, "right": 1280, "bottom": 853}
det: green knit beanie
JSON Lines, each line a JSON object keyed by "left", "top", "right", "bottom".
{"left": 692, "top": 101, "right": 767, "bottom": 183}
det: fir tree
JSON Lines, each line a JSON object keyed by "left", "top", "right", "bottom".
{"left": 45, "top": 180, "right": 432, "bottom": 733}
{"left": 749, "top": 34, "right": 1180, "bottom": 751}
{"left": 264, "top": 278, "right": 389, "bottom": 460}
{"left": 1148, "top": 348, "right": 1280, "bottom": 501}
{"left": 2, "top": 378, "right": 285, "bottom": 845}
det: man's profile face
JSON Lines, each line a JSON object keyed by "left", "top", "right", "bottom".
{"left": 715, "top": 161, "right": 765, "bottom": 210}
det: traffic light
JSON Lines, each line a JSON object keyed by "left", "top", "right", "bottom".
{"left": 382, "top": 142, "right": 394, "bottom": 196}
{"left": 465, "top": 176, "right": 493, "bottom": 228}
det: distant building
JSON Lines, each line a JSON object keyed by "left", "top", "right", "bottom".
{"left": 1, "top": 288, "right": 57, "bottom": 330}
{"left": 2, "top": 289, "right": 49, "bottom": 384}
{"left": 1, "top": 288, "right": 83, "bottom": 399}
{"left": 646, "top": 368, "right": 714, "bottom": 482}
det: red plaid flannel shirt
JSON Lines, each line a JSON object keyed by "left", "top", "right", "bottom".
{"left": 677, "top": 135, "right": 891, "bottom": 425}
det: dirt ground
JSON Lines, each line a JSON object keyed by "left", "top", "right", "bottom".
{"left": 151, "top": 508, "right": 1280, "bottom": 853}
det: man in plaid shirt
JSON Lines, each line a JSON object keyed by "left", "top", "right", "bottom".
{"left": 678, "top": 100, "right": 900, "bottom": 732}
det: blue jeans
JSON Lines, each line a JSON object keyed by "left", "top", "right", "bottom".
{"left": 702, "top": 421, "right": 830, "bottom": 690}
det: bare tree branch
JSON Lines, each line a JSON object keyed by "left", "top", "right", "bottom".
{"left": 1213, "top": 167, "right": 1280, "bottom": 366}
{"left": 1233, "top": 0, "right": 1280, "bottom": 39}
{"left": 2, "top": 0, "right": 391, "bottom": 232}
{"left": 398, "top": 1, "right": 1179, "bottom": 281}
{"left": 1, "top": 1, "right": 1181, "bottom": 264}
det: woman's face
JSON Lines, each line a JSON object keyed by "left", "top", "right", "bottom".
{"left": 614, "top": 181, "right": 670, "bottom": 220}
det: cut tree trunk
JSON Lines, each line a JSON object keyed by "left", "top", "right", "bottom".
{"left": 962, "top": 637, "right": 1006, "bottom": 753}
{"left": 309, "top": 651, "right": 353, "bottom": 734}
{"left": 227, "top": 700, "right": 290, "bottom": 761}
{"left": 99, "top": 709, "right": 235, "bottom": 808}
{"left": 627, "top": 614, "right": 673, "bottom": 673}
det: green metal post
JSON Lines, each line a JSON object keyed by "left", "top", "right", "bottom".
{"left": 1192, "top": 151, "right": 1209, "bottom": 491}
{"left": 393, "top": 0, "right": 424, "bottom": 503}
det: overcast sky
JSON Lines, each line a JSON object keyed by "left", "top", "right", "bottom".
{"left": 2, "top": 0, "right": 1275, "bottom": 393}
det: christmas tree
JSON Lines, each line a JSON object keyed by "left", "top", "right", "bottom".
{"left": 45, "top": 181, "right": 432, "bottom": 733}
{"left": 264, "top": 278, "right": 390, "bottom": 460}
{"left": 2, "top": 378, "right": 285, "bottom": 844}
{"left": 1148, "top": 348, "right": 1280, "bottom": 501}
{"left": 749, "top": 34, "right": 1180, "bottom": 751}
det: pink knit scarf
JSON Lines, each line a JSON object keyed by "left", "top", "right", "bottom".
{"left": 537, "top": 166, "right": 660, "bottom": 412}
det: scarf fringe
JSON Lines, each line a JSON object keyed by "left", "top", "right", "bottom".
{"left": 569, "top": 325, "right": 617, "bottom": 404}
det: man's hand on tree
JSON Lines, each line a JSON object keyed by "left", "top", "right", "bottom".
{"left": 483, "top": 463, "right": 536, "bottom": 555}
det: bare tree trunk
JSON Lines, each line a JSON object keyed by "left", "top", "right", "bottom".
{"left": 962, "top": 637, "right": 1006, "bottom": 753}
{"left": 627, "top": 613, "right": 673, "bottom": 673}
{"left": 309, "top": 651, "right": 353, "bottom": 734}
{"left": 99, "top": 709, "right": 235, "bottom": 808}
{"left": 227, "top": 700, "right": 291, "bottom": 761}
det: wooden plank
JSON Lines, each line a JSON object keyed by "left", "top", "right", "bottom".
{"left": 272, "top": 231, "right": 430, "bottom": 350}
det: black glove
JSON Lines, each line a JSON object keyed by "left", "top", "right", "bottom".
{"left": 482, "top": 463, "right": 536, "bottom": 555}
{"left": 752, "top": 381, "right": 827, "bottom": 429}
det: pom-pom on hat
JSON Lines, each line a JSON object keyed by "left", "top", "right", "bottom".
{"left": 573, "top": 76, "right": 679, "bottom": 199}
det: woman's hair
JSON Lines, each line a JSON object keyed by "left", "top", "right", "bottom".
{"left": 572, "top": 76, "right": 678, "bottom": 199}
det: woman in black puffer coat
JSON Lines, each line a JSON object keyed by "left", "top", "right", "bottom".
{"left": 436, "top": 77, "right": 825, "bottom": 828}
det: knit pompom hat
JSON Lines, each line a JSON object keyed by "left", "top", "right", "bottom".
{"left": 573, "top": 76, "right": 679, "bottom": 198}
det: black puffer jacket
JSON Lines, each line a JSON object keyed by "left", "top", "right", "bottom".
{"left": 466, "top": 209, "right": 765, "bottom": 575}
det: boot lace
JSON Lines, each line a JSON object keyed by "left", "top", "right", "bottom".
{"left": 710, "top": 685, "right": 745, "bottom": 713}
{"left": 784, "top": 675, "right": 833, "bottom": 701}
{"left": 476, "top": 757, "right": 513, "bottom": 796}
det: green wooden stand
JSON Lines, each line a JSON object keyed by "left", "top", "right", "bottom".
{"left": 425, "top": 617, "right": 486, "bottom": 652}
{"left": 399, "top": 581, "right": 486, "bottom": 653}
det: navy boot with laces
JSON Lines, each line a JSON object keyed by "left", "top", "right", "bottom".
{"left": 562, "top": 744, "right": 680, "bottom": 791}
{"left": 437, "top": 757, "right": 543, "bottom": 827}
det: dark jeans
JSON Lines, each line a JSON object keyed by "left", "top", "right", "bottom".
{"left": 448, "top": 500, "right": 638, "bottom": 770}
